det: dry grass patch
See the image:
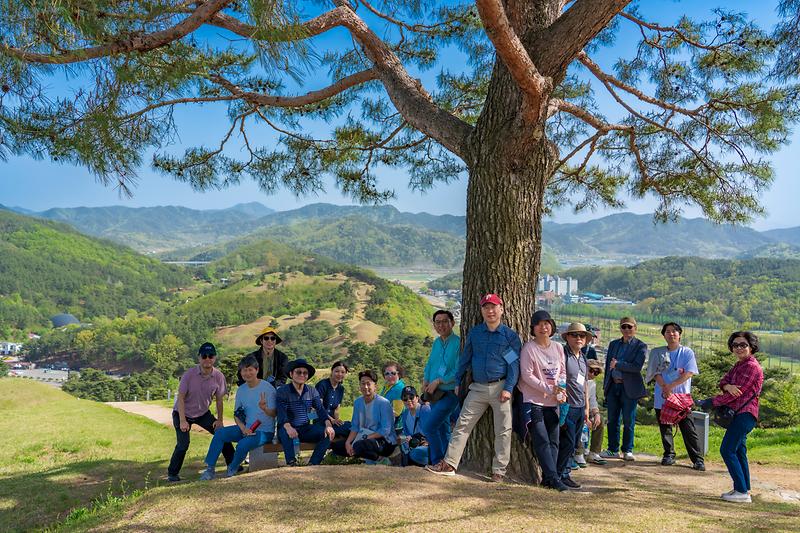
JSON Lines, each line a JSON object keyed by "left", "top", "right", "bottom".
{"left": 83, "top": 459, "right": 798, "bottom": 532}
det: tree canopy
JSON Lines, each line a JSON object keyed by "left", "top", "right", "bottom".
{"left": 1, "top": 1, "right": 796, "bottom": 222}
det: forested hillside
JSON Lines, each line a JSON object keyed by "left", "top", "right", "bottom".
{"left": 566, "top": 257, "right": 800, "bottom": 330}
{"left": 0, "top": 211, "right": 190, "bottom": 338}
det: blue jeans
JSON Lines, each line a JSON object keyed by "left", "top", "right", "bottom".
{"left": 720, "top": 413, "right": 757, "bottom": 493}
{"left": 606, "top": 383, "right": 638, "bottom": 453}
{"left": 278, "top": 423, "right": 330, "bottom": 465}
{"left": 557, "top": 406, "right": 584, "bottom": 479}
{"left": 205, "top": 426, "right": 274, "bottom": 474}
{"left": 420, "top": 391, "right": 459, "bottom": 465}
{"left": 523, "top": 403, "right": 560, "bottom": 486}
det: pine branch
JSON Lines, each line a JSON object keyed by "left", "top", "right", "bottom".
{"left": 2, "top": 0, "right": 232, "bottom": 64}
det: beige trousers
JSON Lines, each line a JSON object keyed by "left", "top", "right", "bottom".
{"left": 444, "top": 380, "right": 512, "bottom": 475}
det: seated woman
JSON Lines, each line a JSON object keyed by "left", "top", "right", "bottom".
{"left": 331, "top": 369, "right": 397, "bottom": 463}
{"left": 200, "top": 355, "right": 276, "bottom": 479}
{"left": 379, "top": 361, "right": 407, "bottom": 418}
{"left": 398, "top": 386, "right": 431, "bottom": 466}
{"left": 315, "top": 361, "right": 351, "bottom": 439}
{"left": 276, "top": 359, "right": 335, "bottom": 466}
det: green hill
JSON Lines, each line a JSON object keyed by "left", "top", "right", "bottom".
{"left": 565, "top": 257, "right": 800, "bottom": 330}
{"left": 738, "top": 242, "right": 800, "bottom": 260}
{"left": 0, "top": 210, "right": 190, "bottom": 336}
{"left": 542, "top": 213, "right": 770, "bottom": 258}
{"left": 26, "top": 202, "right": 273, "bottom": 252}
{"left": 171, "top": 214, "right": 465, "bottom": 268}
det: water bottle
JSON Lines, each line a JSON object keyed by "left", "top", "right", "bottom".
{"left": 293, "top": 437, "right": 301, "bottom": 457}
{"left": 308, "top": 408, "right": 318, "bottom": 423}
{"left": 558, "top": 379, "right": 569, "bottom": 426}
{"left": 581, "top": 424, "right": 590, "bottom": 447}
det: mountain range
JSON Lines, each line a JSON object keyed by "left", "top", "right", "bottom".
{"left": 3, "top": 202, "right": 800, "bottom": 266}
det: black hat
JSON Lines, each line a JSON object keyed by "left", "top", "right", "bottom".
{"left": 198, "top": 342, "right": 217, "bottom": 357}
{"left": 530, "top": 310, "right": 557, "bottom": 337}
{"left": 285, "top": 358, "right": 316, "bottom": 379}
{"left": 401, "top": 385, "right": 418, "bottom": 399}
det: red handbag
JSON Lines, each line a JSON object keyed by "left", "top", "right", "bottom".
{"left": 659, "top": 393, "right": 694, "bottom": 425}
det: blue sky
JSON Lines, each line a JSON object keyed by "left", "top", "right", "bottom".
{"left": 1, "top": 1, "right": 797, "bottom": 230}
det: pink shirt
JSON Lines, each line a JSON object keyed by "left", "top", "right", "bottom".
{"left": 518, "top": 340, "right": 566, "bottom": 406}
{"left": 174, "top": 366, "right": 227, "bottom": 418}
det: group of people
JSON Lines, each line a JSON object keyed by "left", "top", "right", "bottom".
{"left": 167, "top": 295, "right": 764, "bottom": 504}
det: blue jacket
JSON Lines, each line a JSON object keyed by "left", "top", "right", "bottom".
{"left": 455, "top": 323, "right": 521, "bottom": 393}
{"left": 603, "top": 336, "right": 648, "bottom": 400}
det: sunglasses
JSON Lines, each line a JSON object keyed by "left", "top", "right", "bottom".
{"left": 620, "top": 324, "right": 634, "bottom": 330}
{"left": 589, "top": 369, "right": 601, "bottom": 375}
{"left": 384, "top": 371, "right": 398, "bottom": 376}
{"left": 731, "top": 342, "right": 750, "bottom": 349}
{"left": 262, "top": 335, "right": 277, "bottom": 341}
{"left": 401, "top": 396, "right": 415, "bottom": 402}
{"left": 567, "top": 332, "right": 587, "bottom": 338}
{"left": 293, "top": 369, "right": 309, "bottom": 375}
{"left": 200, "top": 354, "right": 215, "bottom": 359}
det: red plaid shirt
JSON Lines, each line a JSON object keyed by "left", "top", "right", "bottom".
{"left": 712, "top": 355, "right": 763, "bottom": 420}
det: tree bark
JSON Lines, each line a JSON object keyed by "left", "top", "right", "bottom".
{"left": 457, "top": 120, "right": 553, "bottom": 483}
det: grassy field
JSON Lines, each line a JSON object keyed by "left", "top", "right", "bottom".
{"left": 4, "top": 379, "right": 799, "bottom": 531}
{"left": 0, "top": 379, "right": 212, "bottom": 532}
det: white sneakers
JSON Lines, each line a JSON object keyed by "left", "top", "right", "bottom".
{"left": 721, "top": 491, "right": 752, "bottom": 503}
{"left": 623, "top": 452, "right": 635, "bottom": 461}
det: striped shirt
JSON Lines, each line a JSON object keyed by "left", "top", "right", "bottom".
{"left": 276, "top": 383, "right": 329, "bottom": 428}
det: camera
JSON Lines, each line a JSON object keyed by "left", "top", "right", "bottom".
{"left": 408, "top": 433, "right": 426, "bottom": 449}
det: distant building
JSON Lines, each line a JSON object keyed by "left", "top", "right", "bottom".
{"left": 50, "top": 313, "right": 80, "bottom": 328}
{"left": 537, "top": 275, "right": 578, "bottom": 296}
{"left": 0, "top": 342, "right": 23, "bottom": 355}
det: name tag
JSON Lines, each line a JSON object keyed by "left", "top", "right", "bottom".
{"left": 503, "top": 349, "right": 519, "bottom": 364}
{"left": 576, "top": 373, "right": 586, "bottom": 386}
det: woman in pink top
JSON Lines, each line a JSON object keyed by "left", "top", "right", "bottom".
{"left": 519, "top": 310, "right": 567, "bottom": 491}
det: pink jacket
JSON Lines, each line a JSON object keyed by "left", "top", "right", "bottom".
{"left": 518, "top": 340, "right": 566, "bottom": 406}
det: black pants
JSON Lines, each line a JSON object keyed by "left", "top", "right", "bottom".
{"left": 331, "top": 437, "right": 396, "bottom": 461}
{"left": 167, "top": 410, "right": 234, "bottom": 477}
{"left": 655, "top": 408, "right": 703, "bottom": 463}
{"left": 526, "top": 404, "right": 560, "bottom": 486}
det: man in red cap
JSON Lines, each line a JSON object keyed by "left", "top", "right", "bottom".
{"left": 427, "top": 293, "right": 521, "bottom": 482}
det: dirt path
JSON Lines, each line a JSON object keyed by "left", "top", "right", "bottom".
{"left": 106, "top": 401, "right": 206, "bottom": 433}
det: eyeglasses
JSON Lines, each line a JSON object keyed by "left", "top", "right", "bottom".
{"left": 620, "top": 324, "right": 634, "bottom": 330}
{"left": 588, "top": 369, "right": 600, "bottom": 375}
{"left": 384, "top": 371, "right": 398, "bottom": 376}
{"left": 262, "top": 335, "right": 277, "bottom": 341}
{"left": 434, "top": 320, "right": 452, "bottom": 325}
{"left": 200, "top": 354, "right": 215, "bottom": 359}
{"left": 567, "top": 333, "right": 587, "bottom": 338}
{"left": 731, "top": 342, "right": 750, "bottom": 350}
{"left": 402, "top": 397, "right": 415, "bottom": 402}
{"left": 293, "top": 370, "right": 309, "bottom": 375}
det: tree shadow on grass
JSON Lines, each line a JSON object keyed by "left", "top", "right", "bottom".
{"left": 92, "top": 464, "right": 800, "bottom": 532}
{"left": 0, "top": 458, "right": 173, "bottom": 532}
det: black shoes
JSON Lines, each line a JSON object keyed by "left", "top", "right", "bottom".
{"left": 166, "top": 474, "right": 180, "bottom": 482}
{"left": 661, "top": 456, "right": 676, "bottom": 466}
{"left": 561, "top": 477, "right": 582, "bottom": 489}
{"left": 692, "top": 461, "right": 706, "bottom": 471}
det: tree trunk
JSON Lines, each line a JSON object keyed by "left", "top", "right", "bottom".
{"left": 457, "top": 40, "right": 556, "bottom": 480}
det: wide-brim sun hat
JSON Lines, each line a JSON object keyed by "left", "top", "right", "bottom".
{"left": 255, "top": 325, "right": 283, "bottom": 346}
{"left": 560, "top": 322, "right": 590, "bottom": 342}
{"left": 530, "top": 310, "right": 557, "bottom": 337}
{"left": 285, "top": 358, "right": 316, "bottom": 379}
{"left": 587, "top": 359, "right": 603, "bottom": 374}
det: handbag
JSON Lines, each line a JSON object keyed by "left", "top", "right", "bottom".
{"left": 421, "top": 388, "right": 446, "bottom": 403}
{"left": 713, "top": 390, "right": 757, "bottom": 428}
{"left": 659, "top": 393, "right": 694, "bottom": 425}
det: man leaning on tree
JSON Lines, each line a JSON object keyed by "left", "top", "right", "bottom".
{"left": 426, "top": 293, "right": 521, "bottom": 482}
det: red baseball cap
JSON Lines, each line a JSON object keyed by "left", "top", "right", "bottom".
{"left": 480, "top": 293, "right": 503, "bottom": 306}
